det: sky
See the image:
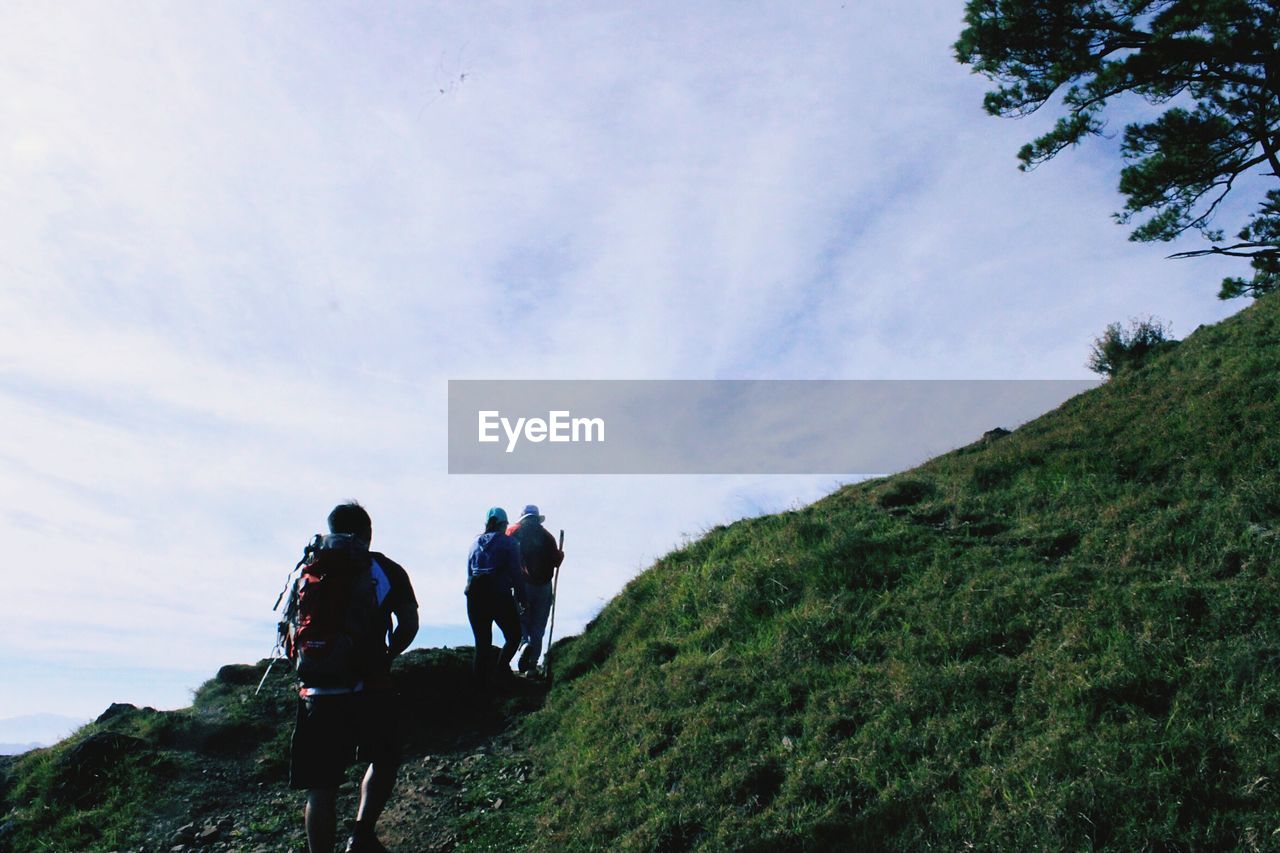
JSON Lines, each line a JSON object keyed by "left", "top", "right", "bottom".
{"left": 0, "top": 1, "right": 1249, "bottom": 721}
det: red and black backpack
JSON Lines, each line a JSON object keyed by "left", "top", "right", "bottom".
{"left": 281, "top": 534, "right": 384, "bottom": 688}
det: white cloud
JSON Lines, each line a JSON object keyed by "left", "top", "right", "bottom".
{"left": 0, "top": 1, "right": 1251, "bottom": 717}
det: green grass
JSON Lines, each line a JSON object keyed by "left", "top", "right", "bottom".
{"left": 7, "top": 294, "right": 1280, "bottom": 851}
{"left": 2, "top": 728, "right": 172, "bottom": 851}
{"left": 0, "top": 660, "right": 302, "bottom": 852}
{"left": 452, "top": 750, "right": 543, "bottom": 850}
{"left": 482, "top": 293, "right": 1280, "bottom": 850}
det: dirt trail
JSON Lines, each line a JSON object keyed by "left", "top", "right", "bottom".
{"left": 379, "top": 726, "right": 533, "bottom": 851}
{"left": 142, "top": 651, "right": 546, "bottom": 853}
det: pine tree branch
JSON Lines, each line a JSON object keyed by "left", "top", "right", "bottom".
{"left": 1168, "top": 241, "right": 1280, "bottom": 259}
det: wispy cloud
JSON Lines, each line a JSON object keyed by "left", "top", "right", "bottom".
{"left": 0, "top": 1, "right": 1246, "bottom": 717}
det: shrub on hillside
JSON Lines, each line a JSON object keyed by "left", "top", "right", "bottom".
{"left": 1088, "top": 317, "right": 1177, "bottom": 377}
{"left": 877, "top": 478, "right": 936, "bottom": 509}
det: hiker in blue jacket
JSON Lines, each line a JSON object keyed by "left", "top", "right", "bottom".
{"left": 466, "top": 507, "right": 528, "bottom": 689}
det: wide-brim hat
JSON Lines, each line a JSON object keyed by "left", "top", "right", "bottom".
{"left": 518, "top": 504, "right": 545, "bottom": 523}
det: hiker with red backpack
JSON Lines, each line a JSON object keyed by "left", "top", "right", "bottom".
{"left": 283, "top": 502, "right": 418, "bottom": 853}
{"left": 465, "top": 506, "right": 527, "bottom": 689}
{"left": 507, "top": 504, "right": 564, "bottom": 675}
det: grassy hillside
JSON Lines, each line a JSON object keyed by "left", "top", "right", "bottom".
{"left": 502, "top": 294, "right": 1280, "bottom": 850}
{"left": 4, "top": 295, "right": 1279, "bottom": 851}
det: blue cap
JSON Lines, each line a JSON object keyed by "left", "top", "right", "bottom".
{"left": 486, "top": 506, "right": 508, "bottom": 525}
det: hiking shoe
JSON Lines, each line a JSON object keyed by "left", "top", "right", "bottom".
{"left": 345, "top": 831, "right": 389, "bottom": 853}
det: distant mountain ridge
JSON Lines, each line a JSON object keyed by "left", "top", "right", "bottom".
{"left": 0, "top": 714, "right": 85, "bottom": 754}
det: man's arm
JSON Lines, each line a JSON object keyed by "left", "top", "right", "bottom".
{"left": 383, "top": 558, "right": 420, "bottom": 657}
{"left": 543, "top": 526, "right": 564, "bottom": 567}
{"left": 389, "top": 604, "right": 418, "bottom": 658}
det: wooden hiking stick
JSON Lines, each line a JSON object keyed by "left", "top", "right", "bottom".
{"left": 545, "top": 529, "right": 564, "bottom": 680}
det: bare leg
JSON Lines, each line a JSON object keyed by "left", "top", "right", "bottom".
{"left": 305, "top": 788, "right": 337, "bottom": 853}
{"left": 354, "top": 760, "right": 399, "bottom": 831}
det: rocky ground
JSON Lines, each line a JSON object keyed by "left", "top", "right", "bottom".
{"left": 138, "top": 723, "right": 536, "bottom": 852}
{"left": 2, "top": 649, "right": 546, "bottom": 853}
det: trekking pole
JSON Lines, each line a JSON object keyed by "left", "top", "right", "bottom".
{"left": 544, "top": 529, "right": 564, "bottom": 681}
{"left": 254, "top": 615, "right": 291, "bottom": 696}
{"left": 255, "top": 610, "right": 290, "bottom": 696}
{"left": 254, "top": 646, "right": 282, "bottom": 696}
{"left": 254, "top": 619, "right": 289, "bottom": 696}
{"left": 256, "top": 537, "right": 315, "bottom": 695}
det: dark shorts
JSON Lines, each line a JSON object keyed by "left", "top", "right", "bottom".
{"left": 289, "top": 689, "right": 401, "bottom": 790}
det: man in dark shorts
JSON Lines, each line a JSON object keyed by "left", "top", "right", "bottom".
{"left": 290, "top": 502, "right": 419, "bottom": 853}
